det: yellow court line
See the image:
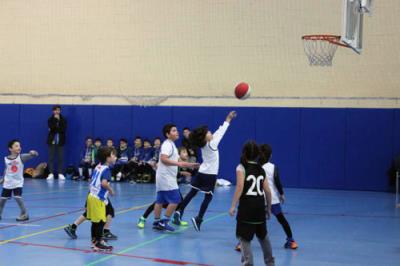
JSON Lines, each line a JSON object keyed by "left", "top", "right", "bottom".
{"left": 0, "top": 203, "right": 152, "bottom": 245}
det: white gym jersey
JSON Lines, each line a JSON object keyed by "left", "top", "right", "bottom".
{"left": 198, "top": 121, "right": 229, "bottom": 175}
{"left": 262, "top": 162, "right": 281, "bottom": 204}
{"left": 4, "top": 155, "right": 24, "bottom": 189}
{"left": 156, "top": 139, "right": 179, "bottom": 192}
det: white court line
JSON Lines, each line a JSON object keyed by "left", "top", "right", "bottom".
{"left": 0, "top": 223, "right": 41, "bottom": 227}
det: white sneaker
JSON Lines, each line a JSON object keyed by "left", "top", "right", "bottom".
{"left": 116, "top": 172, "right": 122, "bottom": 182}
{"left": 58, "top": 174, "right": 66, "bottom": 180}
{"left": 46, "top": 173, "right": 54, "bottom": 180}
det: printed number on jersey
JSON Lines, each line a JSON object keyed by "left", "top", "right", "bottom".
{"left": 245, "top": 175, "right": 264, "bottom": 196}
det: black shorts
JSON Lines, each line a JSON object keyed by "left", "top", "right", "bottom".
{"left": 1, "top": 187, "right": 23, "bottom": 198}
{"left": 236, "top": 221, "right": 267, "bottom": 242}
{"left": 83, "top": 199, "right": 115, "bottom": 218}
{"left": 105, "top": 200, "right": 115, "bottom": 218}
{"left": 191, "top": 172, "right": 217, "bottom": 193}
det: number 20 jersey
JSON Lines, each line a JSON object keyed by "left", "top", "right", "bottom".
{"left": 237, "top": 162, "right": 266, "bottom": 223}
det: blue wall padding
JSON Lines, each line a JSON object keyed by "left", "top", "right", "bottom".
{"left": 0, "top": 104, "right": 397, "bottom": 192}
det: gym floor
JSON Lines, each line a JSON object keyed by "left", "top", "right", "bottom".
{"left": 0, "top": 179, "right": 398, "bottom": 266}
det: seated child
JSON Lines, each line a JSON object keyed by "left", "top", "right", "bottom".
{"left": 113, "top": 138, "right": 132, "bottom": 181}
{"left": 77, "top": 137, "right": 95, "bottom": 180}
{"left": 177, "top": 147, "right": 195, "bottom": 184}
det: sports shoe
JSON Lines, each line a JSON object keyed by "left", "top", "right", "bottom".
{"left": 64, "top": 224, "right": 78, "bottom": 239}
{"left": 152, "top": 220, "right": 164, "bottom": 231}
{"left": 284, "top": 238, "right": 298, "bottom": 249}
{"left": 91, "top": 239, "right": 109, "bottom": 249}
{"left": 235, "top": 242, "right": 241, "bottom": 252}
{"left": 93, "top": 241, "right": 113, "bottom": 252}
{"left": 91, "top": 239, "right": 96, "bottom": 249}
{"left": 153, "top": 220, "right": 175, "bottom": 232}
{"left": 191, "top": 216, "right": 202, "bottom": 232}
{"left": 172, "top": 211, "right": 188, "bottom": 226}
{"left": 103, "top": 231, "right": 118, "bottom": 240}
{"left": 137, "top": 217, "right": 146, "bottom": 229}
{"left": 16, "top": 214, "right": 29, "bottom": 222}
{"left": 58, "top": 174, "right": 66, "bottom": 180}
{"left": 46, "top": 173, "right": 54, "bottom": 180}
{"left": 179, "top": 220, "right": 188, "bottom": 226}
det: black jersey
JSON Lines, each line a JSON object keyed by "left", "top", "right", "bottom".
{"left": 237, "top": 162, "right": 266, "bottom": 223}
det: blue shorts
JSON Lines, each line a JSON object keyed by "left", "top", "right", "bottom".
{"left": 156, "top": 189, "right": 181, "bottom": 204}
{"left": 271, "top": 203, "right": 282, "bottom": 216}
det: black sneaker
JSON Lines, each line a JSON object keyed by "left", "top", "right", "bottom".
{"left": 64, "top": 224, "right": 78, "bottom": 239}
{"left": 16, "top": 214, "right": 29, "bottom": 222}
{"left": 191, "top": 216, "right": 203, "bottom": 232}
{"left": 103, "top": 231, "right": 118, "bottom": 240}
{"left": 93, "top": 241, "right": 113, "bottom": 252}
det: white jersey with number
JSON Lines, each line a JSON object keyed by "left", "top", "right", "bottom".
{"left": 4, "top": 155, "right": 24, "bottom": 189}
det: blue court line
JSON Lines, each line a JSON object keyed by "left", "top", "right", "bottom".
{"left": 84, "top": 212, "right": 228, "bottom": 266}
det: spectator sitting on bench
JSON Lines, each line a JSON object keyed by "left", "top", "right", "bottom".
{"left": 106, "top": 138, "right": 114, "bottom": 149}
{"left": 93, "top": 138, "right": 102, "bottom": 165}
{"left": 76, "top": 137, "right": 95, "bottom": 181}
{"left": 114, "top": 138, "right": 132, "bottom": 181}
{"left": 177, "top": 146, "right": 195, "bottom": 184}
{"left": 148, "top": 137, "right": 161, "bottom": 172}
{"left": 136, "top": 139, "right": 155, "bottom": 183}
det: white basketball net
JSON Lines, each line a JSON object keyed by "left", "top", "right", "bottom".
{"left": 302, "top": 36, "right": 341, "bottom": 66}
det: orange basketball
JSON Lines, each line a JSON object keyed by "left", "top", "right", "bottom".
{"left": 234, "top": 82, "right": 251, "bottom": 100}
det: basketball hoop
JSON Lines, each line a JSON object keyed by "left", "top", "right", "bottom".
{"left": 301, "top": 35, "right": 350, "bottom": 66}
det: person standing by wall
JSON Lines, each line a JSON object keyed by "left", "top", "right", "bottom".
{"left": 46, "top": 105, "right": 67, "bottom": 180}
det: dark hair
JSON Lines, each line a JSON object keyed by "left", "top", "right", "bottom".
{"left": 259, "top": 144, "right": 272, "bottom": 165}
{"left": 143, "top": 139, "right": 150, "bottom": 144}
{"left": 120, "top": 138, "right": 128, "bottom": 144}
{"left": 94, "top": 138, "right": 102, "bottom": 143}
{"left": 134, "top": 136, "right": 142, "bottom": 140}
{"left": 107, "top": 138, "right": 113, "bottom": 142}
{"left": 96, "top": 146, "right": 116, "bottom": 164}
{"left": 189, "top": 126, "right": 208, "bottom": 148}
{"left": 52, "top": 105, "right": 61, "bottom": 110}
{"left": 240, "top": 141, "right": 259, "bottom": 168}
{"left": 8, "top": 139, "right": 20, "bottom": 149}
{"left": 154, "top": 137, "right": 161, "bottom": 142}
{"left": 162, "top": 124, "right": 177, "bottom": 138}
{"left": 85, "top": 136, "right": 93, "bottom": 141}
{"left": 183, "top": 127, "right": 190, "bottom": 131}
{"left": 178, "top": 146, "right": 188, "bottom": 154}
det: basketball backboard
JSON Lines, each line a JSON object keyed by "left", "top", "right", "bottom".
{"left": 341, "top": 0, "right": 373, "bottom": 54}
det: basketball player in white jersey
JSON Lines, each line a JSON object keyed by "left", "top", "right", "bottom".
{"left": 0, "top": 140, "right": 38, "bottom": 221}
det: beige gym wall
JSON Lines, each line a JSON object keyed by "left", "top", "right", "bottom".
{"left": 0, "top": 0, "right": 399, "bottom": 107}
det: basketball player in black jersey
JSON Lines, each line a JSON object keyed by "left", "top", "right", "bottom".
{"left": 229, "top": 141, "right": 275, "bottom": 266}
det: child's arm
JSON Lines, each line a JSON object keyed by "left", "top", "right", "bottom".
{"left": 101, "top": 179, "right": 114, "bottom": 196}
{"left": 160, "top": 154, "right": 199, "bottom": 168}
{"left": 210, "top": 111, "right": 236, "bottom": 149}
{"left": 20, "top": 151, "right": 39, "bottom": 163}
{"left": 273, "top": 166, "right": 285, "bottom": 203}
{"left": 263, "top": 178, "right": 272, "bottom": 219}
{"left": 229, "top": 166, "right": 245, "bottom": 216}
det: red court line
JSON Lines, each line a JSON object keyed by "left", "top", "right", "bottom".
{"left": 7, "top": 240, "right": 212, "bottom": 266}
